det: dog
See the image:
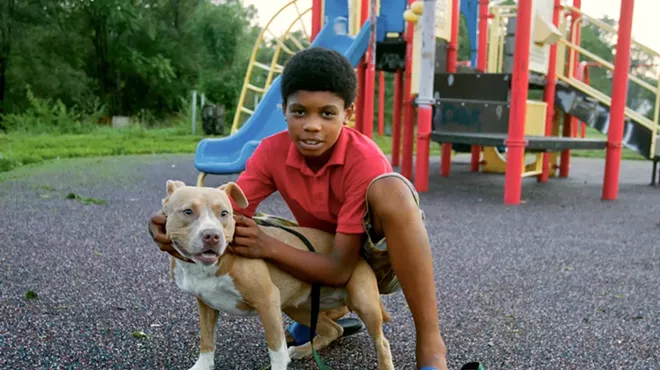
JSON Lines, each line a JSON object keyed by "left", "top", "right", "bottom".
{"left": 160, "top": 180, "right": 394, "bottom": 370}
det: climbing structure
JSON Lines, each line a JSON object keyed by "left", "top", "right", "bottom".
{"left": 425, "top": 0, "right": 659, "bottom": 203}
{"left": 231, "top": 0, "right": 313, "bottom": 133}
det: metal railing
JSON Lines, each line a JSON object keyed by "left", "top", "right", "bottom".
{"left": 558, "top": 5, "right": 659, "bottom": 136}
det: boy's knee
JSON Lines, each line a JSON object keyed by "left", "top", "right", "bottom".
{"left": 367, "top": 176, "right": 418, "bottom": 221}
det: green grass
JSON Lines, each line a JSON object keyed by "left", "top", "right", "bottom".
{"left": 0, "top": 124, "right": 648, "bottom": 175}
{"left": 0, "top": 126, "right": 204, "bottom": 173}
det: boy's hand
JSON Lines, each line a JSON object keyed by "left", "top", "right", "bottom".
{"left": 148, "top": 211, "right": 189, "bottom": 260}
{"left": 229, "top": 214, "right": 273, "bottom": 259}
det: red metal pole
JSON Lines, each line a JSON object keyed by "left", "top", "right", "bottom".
{"left": 477, "top": 0, "right": 489, "bottom": 71}
{"left": 401, "top": 1, "right": 415, "bottom": 180}
{"left": 539, "top": 0, "right": 562, "bottom": 183}
{"left": 356, "top": 66, "right": 365, "bottom": 133}
{"left": 559, "top": 112, "right": 572, "bottom": 177}
{"left": 603, "top": 0, "right": 635, "bottom": 200}
{"left": 503, "top": 0, "right": 532, "bottom": 205}
{"left": 391, "top": 69, "right": 403, "bottom": 166}
{"left": 354, "top": 0, "right": 370, "bottom": 134}
{"left": 441, "top": 0, "right": 460, "bottom": 177}
{"left": 362, "top": 63, "right": 375, "bottom": 138}
{"left": 579, "top": 62, "right": 589, "bottom": 138}
{"left": 471, "top": 0, "right": 490, "bottom": 172}
{"left": 311, "top": 0, "right": 323, "bottom": 41}
{"left": 378, "top": 71, "right": 385, "bottom": 136}
{"left": 415, "top": 104, "right": 433, "bottom": 191}
{"left": 559, "top": 0, "right": 581, "bottom": 177}
{"left": 361, "top": 0, "right": 375, "bottom": 138}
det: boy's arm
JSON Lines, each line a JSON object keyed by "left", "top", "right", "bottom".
{"left": 262, "top": 230, "right": 364, "bottom": 286}
{"left": 230, "top": 140, "right": 276, "bottom": 216}
{"left": 256, "top": 156, "right": 391, "bottom": 286}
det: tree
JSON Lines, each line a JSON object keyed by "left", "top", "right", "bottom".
{"left": 1, "top": 0, "right": 262, "bottom": 131}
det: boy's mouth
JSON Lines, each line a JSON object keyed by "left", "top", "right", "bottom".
{"left": 299, "top": 139, "right": 324, "bottom": 151}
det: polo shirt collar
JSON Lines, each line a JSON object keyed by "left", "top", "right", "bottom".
{"left": 285, "top": 126, "right": 349, "bottom": 176}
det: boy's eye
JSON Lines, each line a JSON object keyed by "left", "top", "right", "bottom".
{"left": 322, "top": 111, "right": 335, "bottom": 118}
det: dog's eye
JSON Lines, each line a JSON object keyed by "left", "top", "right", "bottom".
{"left": 220, "top": 210, "right": 229, "bottom": 218}
{"left": 182, "top": 209, "right": 193, "bottom": 216}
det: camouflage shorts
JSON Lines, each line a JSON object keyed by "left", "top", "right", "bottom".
{"left": 253, "top": 172, "right": 424, "bottom": 295}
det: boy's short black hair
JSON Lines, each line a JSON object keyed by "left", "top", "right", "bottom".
{"left": 280, "top": 47, "right": 357, "bottom": 108}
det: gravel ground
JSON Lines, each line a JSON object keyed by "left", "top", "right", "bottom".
{"left": 0, "top": 154, "right": 658, "bottom": 370}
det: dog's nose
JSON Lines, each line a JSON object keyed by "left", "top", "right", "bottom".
{"left": 202, "top": 229, "right": 222, "bottom": 245}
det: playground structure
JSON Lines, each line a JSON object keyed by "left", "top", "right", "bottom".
{"left": 194, "top": 0, "right": 660, "bottom": 205}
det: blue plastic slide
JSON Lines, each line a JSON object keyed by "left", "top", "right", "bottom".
{"left": 194, "top": 17, "right": 373, "bottom": 175}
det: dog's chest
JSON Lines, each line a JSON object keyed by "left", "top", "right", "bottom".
{"left": 173, "top": 262, "right": 256, "bottom": 316}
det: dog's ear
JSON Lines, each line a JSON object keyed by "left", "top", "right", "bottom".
{"left": 163, "top": 180, "right": 186, "bottom": 206}
{"left": 219, "top": 182, "right": 248, "bottom": 209}
{"left": 166, "top": 180, "right": 186, "bottom": 196}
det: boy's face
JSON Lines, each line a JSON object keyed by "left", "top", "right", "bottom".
{"left": 283, "top": 90, "right": 354, "bottom": 159}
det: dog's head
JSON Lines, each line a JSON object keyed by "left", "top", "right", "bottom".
{"left": 161, "top": 180, "right": 248, "bottom": 265}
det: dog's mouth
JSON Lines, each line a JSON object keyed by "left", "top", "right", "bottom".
{"left": 172, "top": 240, "right": 222, "bottom": 265}
{"left": 192, "top": 245, "right": 221, "bottom": 265}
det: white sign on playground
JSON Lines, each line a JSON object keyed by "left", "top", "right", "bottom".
{"left": 530, "top": 0, "right": 555, "bottom": 75}
{"left": 435, "top": 0, "right": 451, "bottom": 42}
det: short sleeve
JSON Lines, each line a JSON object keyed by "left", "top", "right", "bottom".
{"left": 231, "top": 139, "right": 276, "bottom": 217}
{"left": 336, "top": 156, "right": 392, "bottom": 234}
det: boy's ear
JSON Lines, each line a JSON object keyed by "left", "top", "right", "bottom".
{"left": 344, "top": 103, "right": 355, "bottom": 124}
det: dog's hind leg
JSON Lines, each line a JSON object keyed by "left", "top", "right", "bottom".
{"left": 255, "top": 286, "right": 291, "bottom": 370}
{"left": 284, "top": 309, "right": 344, "bottom": 360}
{"left": 346, "top": 261, "right": 394, "bottom": 370}
{"left": 189, "top": 298, "right": 219, "bottom": 370}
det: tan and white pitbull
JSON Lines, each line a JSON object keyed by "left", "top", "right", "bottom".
{"left": 161, "top": 180, "right": 394, "bottom": 370}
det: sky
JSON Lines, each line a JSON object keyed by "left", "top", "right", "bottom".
{"left": 234, "top": 0, "right": 660, "bottom": 53}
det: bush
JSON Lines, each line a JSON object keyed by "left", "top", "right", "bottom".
{"left": 1, "top": 86, "right": 103, "bottom": 134}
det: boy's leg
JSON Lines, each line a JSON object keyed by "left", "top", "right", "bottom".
{"left": 363, "top": 173, "right": 448, "bottom": 370}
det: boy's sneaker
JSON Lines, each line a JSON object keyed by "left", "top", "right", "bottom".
{"left": 420, "top": 362, "right": 484, "bottom": 370}
{"left": 286, "top": 318, "right": 364, "bottom": 347}
{"left": 460, "top": 362, "right": 485, "bottom": 370}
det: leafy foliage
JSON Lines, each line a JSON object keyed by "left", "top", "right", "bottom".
{"left": 1, "top": 0, "right": 657, "bottom": 136}
{"left": 1, "top": 0, "right": 260, "bottom": 132}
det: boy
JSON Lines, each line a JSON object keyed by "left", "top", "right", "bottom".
{"left": 149, "top": 47, "right": 448, "bottom": 370}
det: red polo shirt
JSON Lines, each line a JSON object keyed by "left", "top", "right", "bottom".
{"left": 230, "top": 126, "right": 392, "bottom": 234}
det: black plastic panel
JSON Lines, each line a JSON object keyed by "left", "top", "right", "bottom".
{"left": 433, "top": 73, "right": 511, "bottom": 102}
{"left": 432, "top": 99, "right": 510, "bottom": 134}
{"left": 375, "top": 38, "right": 406, "bottom": 72}
{"left": 555, "top": 81, "right": 653, "bottom": 159}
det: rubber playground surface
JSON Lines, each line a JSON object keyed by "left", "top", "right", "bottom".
{"left": 1, "top": 154, "right": 658, "bottom": 369}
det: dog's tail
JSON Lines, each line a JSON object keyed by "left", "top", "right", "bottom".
{"left": 379, "top": 299, "right": 392, "bottom": 322}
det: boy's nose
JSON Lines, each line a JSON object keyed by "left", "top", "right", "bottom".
{"left": 303, "top": 120, "right": 322, "bottom": 131}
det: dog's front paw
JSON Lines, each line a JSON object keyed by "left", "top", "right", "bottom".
{"left": 189, "top": 352, "right": 214, "bottom": 370}
{"left": 288, "top": 343, "right": 312, "bottom": 360}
